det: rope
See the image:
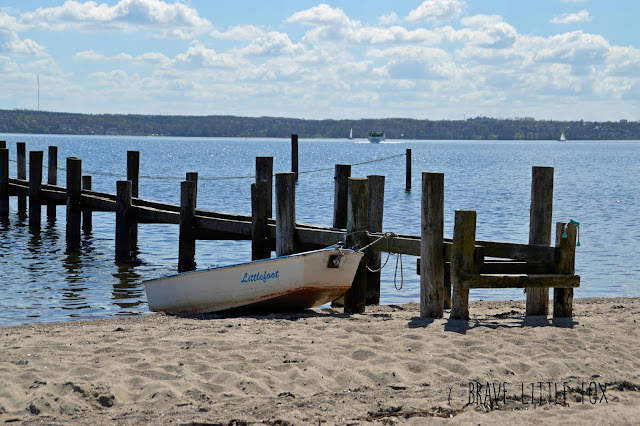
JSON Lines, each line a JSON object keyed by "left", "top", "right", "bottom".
{"left": 8, "top": 152, "right": 405, "bottom": 182}
{"left": 355, "top": 231, "right": 405, "bottom": 291}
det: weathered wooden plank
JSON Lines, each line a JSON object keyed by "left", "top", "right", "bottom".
{"left": 475, "top": 240, "right": 556, "bottom": 263}
{"left": 195, "top": 215, "right": 253, "bottom": 237}
{"left": 527, "top": 166, "right": 554, "bottom": 315}
{"left": 478, "top": 261, "right": 556, "bottom": 275}
{"left": 461, "top": 274, "right": 579, "bottom": 289}
{"left": 82, "top": 194, "right": 116, "bottom": 212}
{"left": 133, "top": 205, "right": 179, "bottom": 224}
{"left": 420, "top": 171, "right": 445, "bottom": 318}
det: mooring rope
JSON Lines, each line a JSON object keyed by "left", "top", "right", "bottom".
{"left": 353, "top": 231, "right": 405, "bottom": 291}
{"left": 9, "top": 152, "right": 405, "bottom": 182}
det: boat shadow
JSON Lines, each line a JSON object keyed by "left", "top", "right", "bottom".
{"left": 175, "top": 307, "right": 353, "bottom": 321}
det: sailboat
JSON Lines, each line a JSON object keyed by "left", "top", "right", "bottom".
{"left": 348, "top": 128, "right": 353, "bottom": 140}
{"left": 559, "top": 132, "right": 566, "bottom": 141}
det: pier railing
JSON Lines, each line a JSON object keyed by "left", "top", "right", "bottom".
{"left": 0, "top": 137, "right": 579, "bottom": 320}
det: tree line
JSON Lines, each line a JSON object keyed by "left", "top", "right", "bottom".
{"left": 1, "top": 109, "right": 639, "bottom": 140}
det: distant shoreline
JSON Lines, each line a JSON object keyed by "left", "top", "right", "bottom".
{"left": 2, "top": 109, "right": 639, "bottom": 140}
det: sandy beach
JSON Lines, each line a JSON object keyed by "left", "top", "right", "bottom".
{"left": 1, "top": 297, "right": 639, "bottom": 425}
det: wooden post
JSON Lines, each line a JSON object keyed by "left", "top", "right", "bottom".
{"left": 406, "top": 148, "right": 412, "bottom": 192}
{"left": 178, "top": 180, "right": 197, "bottom": 272}
{"left": 366, "top": 175, "right": 385, "bottom": 305}
{"left": 0, "top": 148, "right": 9, "bottom": 221}
{"left": 252, "top": 179, "right": 270, "bottom": 260}
{"left": 28, "top": 151, "right": 43, "bottom": 233}
{"left": 256, "top": 157, "right": 273, "bottom": 218}
{"left": 0, "top": 141, "right": 5, "bottom": 148}
{"left": 291, "top": 134, "right": 299, "bottom": 180}
{"left": 451, "top": 210, "right": 476, "bottom": 320}
{"left": 554, "top": 222, "right": 577, "bottom": 318}
{"left": 127, "top": 151, "right": 140, "bottom": 198}
{"left": 47, "top": 146, "right": 58, "bottom": 221}
{"left": 526, "top": 166, "right": 554, "bottom": 316}
{"left": 82, "top": 176, "right": 92, "bottom": 233}
{"left": 17, "top": 142, "right": 26, "bottom": 218}
{"left": 275, "top": 172, "right": 296, "bottom": 256}
{"left": 115, "top": 180, "right": 133, "bottom": 262}
{"left": 420, "top": 172, "right": 445, "bottom": 318}
{"left": 333, "top": 164, "right": 351, "bottom": 229}
{"left": 344, "top": 177, "right": 368, "bottom": 314}
{"left": 186, "top": 172, "right": 198, "bottom": 205}
{"left": 66, "top": 158, "right": 82, "bottom": 249}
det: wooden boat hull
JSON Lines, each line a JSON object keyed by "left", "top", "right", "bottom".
{"left": 144, "top": 247, "right": 363, "bottom": 314}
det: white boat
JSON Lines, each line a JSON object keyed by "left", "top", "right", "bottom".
{"left": 144, "top": 246, "right": 363, "bottom": 314}
{"left": 349, "top": 128, "right": 353, "bottom": 139}
{"left": 368, "top": 129, "right": 385, "bottom": 143}
{"left": 559, "top": 132, "right": 566, "bottom": 141}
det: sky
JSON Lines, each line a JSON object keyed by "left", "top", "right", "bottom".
{"left": 1, "top": 0, "right": 639, "bottom": 121}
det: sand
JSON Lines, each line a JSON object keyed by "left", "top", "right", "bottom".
{"left": 1, "top": 297, "right": 639, "bottom": 425}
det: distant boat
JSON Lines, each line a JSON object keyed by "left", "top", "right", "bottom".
{"left": 559, "top": 132, "right": 566, "bottom": 141}
{"left": 368, "top": 129, "right": 385, "bottom": 143}
{"left": 349, "top": 128, "right": 353, "bottom": 139}
{"left": 144, "top": 245, "right": 363, "bottom": 314}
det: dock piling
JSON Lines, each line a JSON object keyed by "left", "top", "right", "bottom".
{"left": 526, "top": 166, "right": 554, "bottom": 316}
{"left": 420, "top": 172, "right": 445, "bottom": 318}
{"left": 255, "top": 157, "right": 273, "bottom": 218}
{"left": 366, "top": 175, "right": 385, "bottom": 305}
{"left": 275, "top": 172, "right": 296, "bottom": 256}
{"left": 251, "top": 179, "right": 270, "bottom": 260}
{"left": 333, "top": 164, "right": 351, "bottom": 229}
{"left": 0, "top": 148, "right": 9, "bottom": 220}
{"left": 554, "top": 221, "right": 577, "bottom": 317}
{"left": 28, "top": 151, "right": 43, "bottom": 233}
{"left": 115, "top": 180, "right": 133, "bottom": 262}
{"left": 47, "top": 146, "right": 58, "bottom": 221}
{"left": 450, "top": 210, "right": 476, "bottom": 320}
{"left": 17, "top": 142, "right": 26, "bottom": 218}
{"left": 291, "top": 134, "right": 299, "bottom": 180}
{"left": 178, "top": 180, "right": 197, "bottom": 272}
{"left": 66, "top": 157, "right": 82, "bottom": 250}
{"left": 82, "top": 176, "right": 92, "bottom": 233}
{"left": 406, "top": 149, "right": 412, "bottom": 192}
{"left": 344, "top": 177, "right": 368, "bottom": 314}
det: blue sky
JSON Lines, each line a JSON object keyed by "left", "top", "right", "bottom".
{"left": 1, "top": 0, "right": 639, "bottom": 120}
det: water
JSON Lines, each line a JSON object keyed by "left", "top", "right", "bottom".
{"left": 1, "top": 134, "right": 638, "bottom": 325}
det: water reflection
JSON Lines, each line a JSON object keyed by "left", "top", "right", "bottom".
{"left": 112, "top": 261, "right": 146, "bottom": 310}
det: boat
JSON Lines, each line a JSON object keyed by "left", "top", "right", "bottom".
{"left": 348, "top": 128, "right": 353, "bottom": 139}
{"left": 143, "top": 245, "right": 363, "bottom": 314}
{"left": 559, "top": 132, "right": 566, "bottom": 141}
{"left": 368, "top": 129, "right": 385, "bottom": 143}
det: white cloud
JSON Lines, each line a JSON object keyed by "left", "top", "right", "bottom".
{"left": 240, "top": 32, "right": 305, "bottom": 57}
{"left": 18, "top": 0, "right": 212, "bottom": 38}
{"left": 406, "top": 0, "right": 465, "bottom": 24}
{"left": 551, "top": 10, "right": 591, "bottom": 24}
{"left": 74, "top": 49, "right": 169, "bottom": 65}
{"left": 210, "top": 25, "right": 266, "bottom": 41}
{"left": 0, "top": 30, "right": 46, "bottom": 56}
{"left": 378, "top": 12, "right": 400, "bottom": 26}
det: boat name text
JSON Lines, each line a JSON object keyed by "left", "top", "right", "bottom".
{"left": 241, "top": 270, "right": 279, "bottom": 284}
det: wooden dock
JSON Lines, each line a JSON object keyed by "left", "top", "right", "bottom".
{"left": 0, "top": 137, "right": 579, "bottom": 320}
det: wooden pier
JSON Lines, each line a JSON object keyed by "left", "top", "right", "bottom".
{"left": 0, "top": 137, "right": 580, "bottom": 320}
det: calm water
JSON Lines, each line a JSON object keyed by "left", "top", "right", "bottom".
{"left": 1, "top": 134, "right": 638, "bottom": 325}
